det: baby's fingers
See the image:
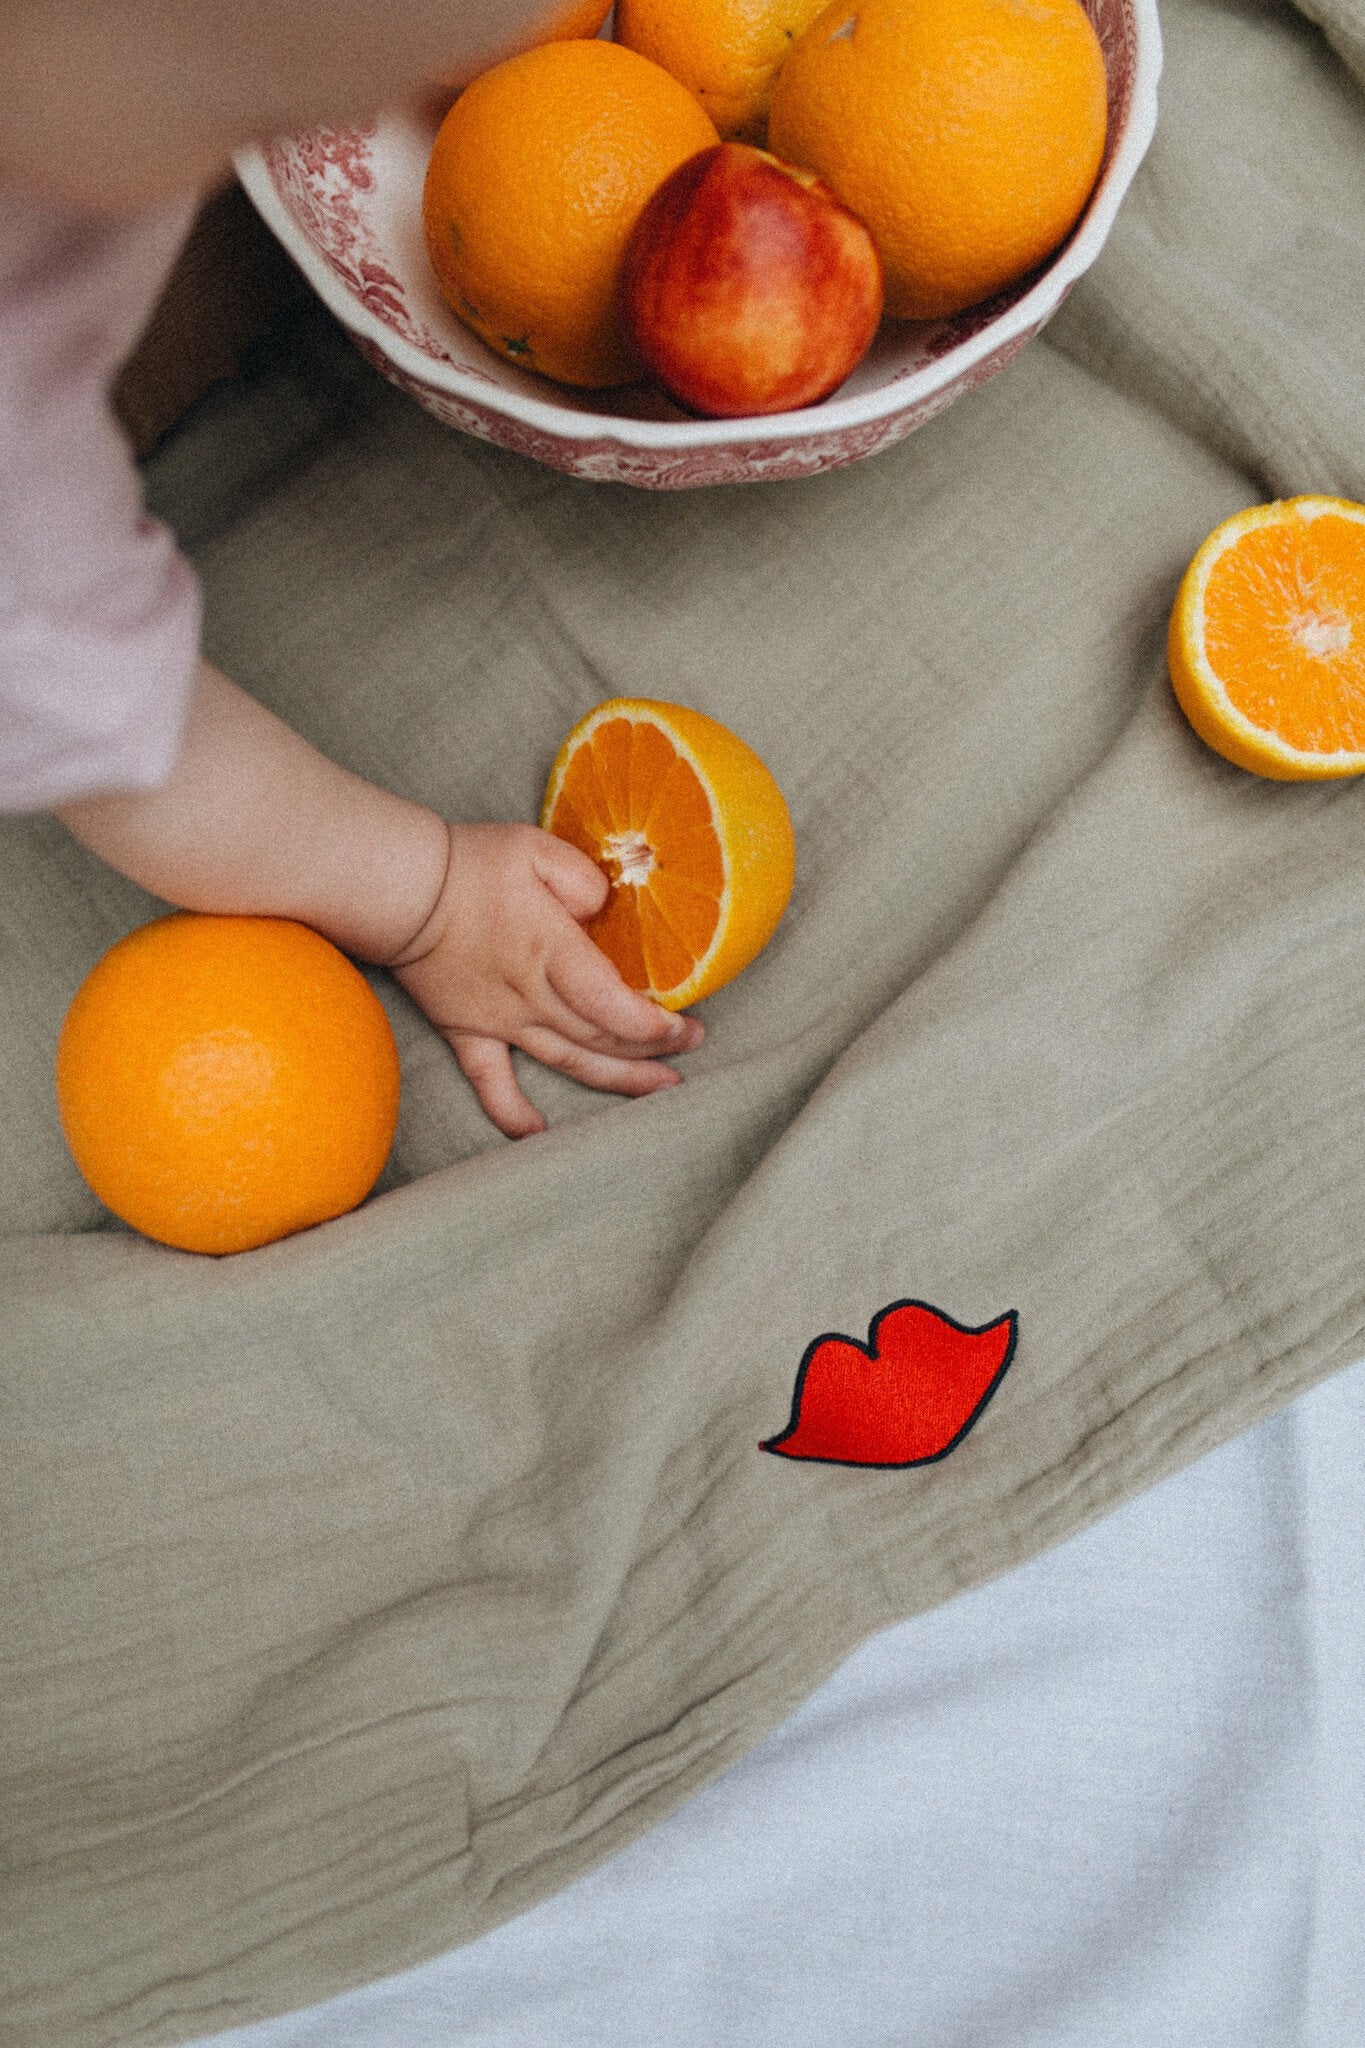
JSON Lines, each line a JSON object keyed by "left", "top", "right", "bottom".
{"left": 533, "top": 830, "right": 610, "bottom": 922}
{"left": 548, "top": 930, "right": 704, "bottom": 1057}
{"left": 521, "top": 1031, "right": 687, "bottom": 1101}
{"left": 451, "top": 1033, "right": 546, "bottom": 1139}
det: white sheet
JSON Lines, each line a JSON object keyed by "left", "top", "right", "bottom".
{"left": 203, "top": 1358, "right": 1365, "bottom": 2047}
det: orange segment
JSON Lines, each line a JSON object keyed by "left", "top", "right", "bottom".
{"left": 637, "top": 890, "right": 699, "bottom": 991}
{"left": 1168, "top": 496, "right": 1365, "bottom": 780}
{"left": 591, "top": 715, "right": 636, "bottom": 827}
{"left": 645, "top": 753, "right": 727, "bottom": 897}
{"left": 545, "top": 793, "right": 600, "bottom": 864}
{"left": 557, "top": 733, "right": 615, "bottom": 841}
{"left": 627, "top": 717, "right": 678, "bottom": 827}
{"left": 541, "top": 697, "right": 795, "bottom": 1007}
{"left": 586, "top": 879, "right": 652, "bottom": 989}
{"left": 650, "top": 866, "right": 727, "bottom": 955}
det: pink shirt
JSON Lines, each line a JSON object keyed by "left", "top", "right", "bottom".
{"left": 0, "top": 185, "right": 201, "bottom": 811}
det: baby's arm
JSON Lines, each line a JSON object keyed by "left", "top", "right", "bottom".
{"left": 1, "top": 0, "right": 553, "bottom": 211}
{"left": 58, "top": 659, "right": 702, "bottom": 1137}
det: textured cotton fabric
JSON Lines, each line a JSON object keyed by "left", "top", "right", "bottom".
{"left": 5, "top": 1, "right": 1365, "bottom": 2043}
{"left": 201, "top": 1355, "right": 1365, "bottom": 2048}
{"left": 0, "top": 186, "right": 199, "bottom": 809}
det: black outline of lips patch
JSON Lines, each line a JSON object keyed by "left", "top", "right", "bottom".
{"left": 761, "top": 1299, "right": 1019, "bottom": 1468}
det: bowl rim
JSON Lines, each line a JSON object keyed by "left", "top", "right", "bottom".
{"left": 234, "top": 0, "right": 1162, "bottom": 453}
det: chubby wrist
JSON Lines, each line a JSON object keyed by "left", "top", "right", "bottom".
{"left": 309, "top": 798, "right": 452, "bottom": 967}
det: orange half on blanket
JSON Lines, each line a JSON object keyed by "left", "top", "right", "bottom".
{"left": 1168, "top": 495, "right": 1365, "bottom": 778}
{"left": 541, "top": 696, "right": 795, "bottom": 1009}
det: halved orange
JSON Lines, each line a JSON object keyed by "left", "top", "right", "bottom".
{"left": 1168, "top": 496, "right": 1365, "bottom": 779}
{"left": 541, "top": 697, "right": 795, "bottom": 1007}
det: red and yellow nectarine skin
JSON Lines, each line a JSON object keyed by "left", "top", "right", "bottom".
{"left": 618, "top": 142, "right": 884, "bottom": 418}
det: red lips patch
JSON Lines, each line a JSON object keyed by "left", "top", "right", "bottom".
{"left": 762, "top": 1300, "right": 1018, "bottom": 1467}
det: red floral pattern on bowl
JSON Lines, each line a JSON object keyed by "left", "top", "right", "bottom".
{"left": 235, "top": 0, "right": 1160, "bottom": 490}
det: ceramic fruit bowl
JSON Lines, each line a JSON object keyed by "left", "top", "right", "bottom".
{"left": 234, "top": 0, "right": 1161, "bottom": 490}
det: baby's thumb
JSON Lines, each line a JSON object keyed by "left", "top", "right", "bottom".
{"left": 535, "top": 831, "right": 610, "bottom": 921}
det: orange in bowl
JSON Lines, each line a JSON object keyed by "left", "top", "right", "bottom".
{"left": 768, "top": 0, "right": 1108, "bottom": 320}
{"left": 615, "top": 0, "right": 832, "bottom": 141}
{"left": 55, "top": 914, "right": 400, "bottom": 1255}
{"left": 234, "top": 0, "right": 1158, "bottom": 487}
{"left": 544, "top": 0, "right": 615, "bottom": 36}
{"left": 422, "top": 38, "right": 719, "bottom": 387}
{"left": 541, "top": 697, "right": 795, "bottom": 1007}
{"left": 1168, "top": 496, "right": 1365, "bottom": 779}
{"left": 431, "top": 0, "right": 612, "bottom": 93}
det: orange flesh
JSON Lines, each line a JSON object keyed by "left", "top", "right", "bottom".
{"left": 1206, "top": 514, "right": 1365, "bottom": 751}
{"left": 548, "top": 715, "right": 724, "bottom": 993}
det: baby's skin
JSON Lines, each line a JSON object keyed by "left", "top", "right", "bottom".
{"left": 4, "top": 0, "right": 704, "bottom": 1135}
{"left": 59, "top": 663, "right": 705, "bottom": 1138}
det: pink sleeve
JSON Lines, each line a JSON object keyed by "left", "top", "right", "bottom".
{"left": 0, "top": 187, "right": 203, "bottom": 812}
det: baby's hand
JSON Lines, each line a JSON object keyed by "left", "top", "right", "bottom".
{"left": 54, "top": 665, "right": 696, "bottom": 1139}
{"left": 388, "top": 821, "right": 704, "bottom": 1138}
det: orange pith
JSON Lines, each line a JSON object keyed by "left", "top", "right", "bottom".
{"left": 422, "top": 39, "right": 719, "bottom": 387}
{"left": 1168, "top": 497, "right": 1365, "bottom": 779}
{"left": 541, "top": 698, "right": 796, "bottom": 1007}
{"left": 55, "top": 914, "right": 400, "bottom": 1255}
{"left": 767, "top": 0, "right": 1108, "bottom": 321}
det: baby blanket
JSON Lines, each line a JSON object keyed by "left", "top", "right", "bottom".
{"left": 4, "top": 0, "right": 1364, "bottom": 2038}
{"left": 198, "top": 1359, "right": 1365, "bottom": 2047}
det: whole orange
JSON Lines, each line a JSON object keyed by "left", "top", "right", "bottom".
{"left": 422, "top": 39, "right": 719, "bottom": 387}
{"left": 768, "top": 0, "right": 1108, "bottom": 320}
{"left": 55, "top": 915, "right": 400, "bottom": 1256}
{"left": 614, "top": 0, "right": 831, "bottom": 142}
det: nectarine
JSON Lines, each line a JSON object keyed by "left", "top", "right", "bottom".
{"left": 618, "top": 142, "right": 883, "bottom": 418}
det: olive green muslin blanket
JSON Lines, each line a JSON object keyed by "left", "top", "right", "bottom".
{"left": 4, "top": 0, "right": 1365, "bottom": 2039}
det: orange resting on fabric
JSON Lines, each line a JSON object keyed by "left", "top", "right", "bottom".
{"left": 1167, "top": 496, "right": 1365, "bottom": 779}
{"left": 55, "top": 913, "right": 400, "bottom": 1255}
{"left": 541, "top": 696, "right": 795, "bottom": 1007}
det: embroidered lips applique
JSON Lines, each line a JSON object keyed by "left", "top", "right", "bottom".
{"left": 762, "top": 1299, "right": 1018, "bottom": 1467}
